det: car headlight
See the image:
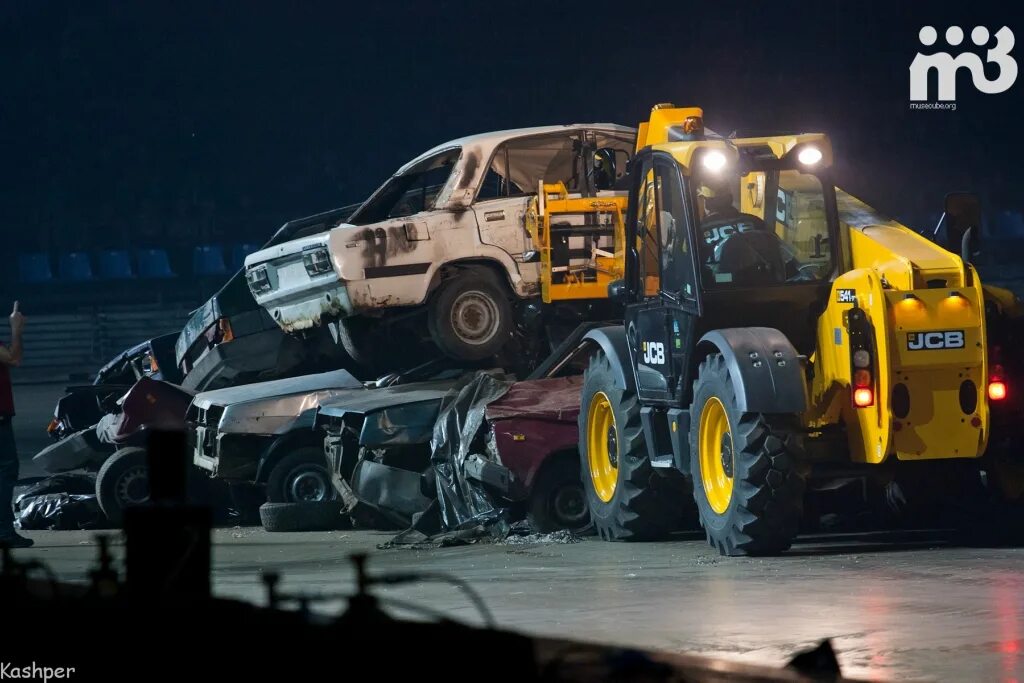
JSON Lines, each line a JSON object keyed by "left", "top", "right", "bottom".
{"left": 246, "top": 265, "right": 272, "bottom": 294}
{"left": 302, "top": 246, "right": 333, "bottom": 276}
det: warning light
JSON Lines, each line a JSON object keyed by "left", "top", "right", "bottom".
{"left": 853, "top": 387, "right": 875, "bottom": 408}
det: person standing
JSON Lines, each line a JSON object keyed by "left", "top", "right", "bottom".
{"left": 0, "top": 301, "right": 31, "bottom": 548}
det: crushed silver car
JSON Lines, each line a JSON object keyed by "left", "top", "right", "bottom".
{"left": 188, "top": 369, "right": 364, "bottom": 503}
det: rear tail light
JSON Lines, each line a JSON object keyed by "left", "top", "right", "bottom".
{"left": 47, "top": 418, "right": 59, "bottom": 434}
{"left": 846, "top": 306, "right": 875, "bottom": 409}
{"left": 302, "top": 246, "right": 332, "bottom": 276}
{"left": 146, "top": 353, "right": 159, "bottom": 375}
{"left": 989, "top": 365, "right": 1008, "bottom": 401}
{"left": 853, "top": 387, "right": 874, "bottom": 408}
{"left": 246, "top": 265, "right": 272, "bottom": 294}
{"left": 218, "top": 318, "right": 235, "bottom": 344}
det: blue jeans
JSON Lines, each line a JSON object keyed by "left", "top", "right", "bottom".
{"left": 0, "top": 418, "right": 17, "bottom": 534}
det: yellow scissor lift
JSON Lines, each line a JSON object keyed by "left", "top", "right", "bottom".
{"left": 526, "top": 181, "right": 628, "bottom": 304}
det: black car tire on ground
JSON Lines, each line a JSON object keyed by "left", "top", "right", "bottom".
{"left": 427, "top": 269, "right": 513, "bottom": 361}
{"left": 688, "top": 354, "right": 805, "bottom": 556}
{"left": 265, "top": 447, "right": 336, "bottom": 504}
{"left": 259, "top": 501, "right": 347, "bottom": 532}
{"left": 95, "top": 447, "right": 150, "bottom": 527}
{"left": 528, "top": 457, "right": 591, "bottom": 533}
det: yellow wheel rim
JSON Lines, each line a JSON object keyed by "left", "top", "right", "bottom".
{"left": 587, "top": 391, "right": 618, "bottom": 503}
{"left": 698, "top": 396, "right": 734, "bottom": 515}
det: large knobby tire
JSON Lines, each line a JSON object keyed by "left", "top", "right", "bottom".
{"left": 689, "top": 354, "right": 805, "bottom": 556}
{"left": 427, "top": 269, "right": 513, "bottom": 361}
{"left": 259, "top": 501, "right": 347, "bottom": 532}
{"left": 578, "top": 352, "right": 678, "bottom": 541}
{"left": 95, "top": 447, "right": 150, "bottom": 527}
{"left": 265, "top": 447, "right": 335, "bottom": 504}
{"left": 527, "top": 455, "right": 591, "bottom": 533}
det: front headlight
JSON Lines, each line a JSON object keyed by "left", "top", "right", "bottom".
{"left": 302, "top": 246, "right": 333, "bottom": 276}
{"left": 246, "top": 265, "right": 272, "bottom": 294}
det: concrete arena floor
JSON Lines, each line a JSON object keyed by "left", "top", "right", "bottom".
{"left": 10, "top": 382, "right": 1024, "bottom": 681}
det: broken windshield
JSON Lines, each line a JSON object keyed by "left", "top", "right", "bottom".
{"left": 349, "top": 148, "right": 461, "bottom": 225}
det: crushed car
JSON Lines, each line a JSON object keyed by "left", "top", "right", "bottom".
{"left": 316, "top": 328, "right": 598, "bottom": 536}
{"left": 177, "top": 204, "right": 363, "bottom": 392}
{"left": 244, "top": 125, "right": 635, "bottom": 365}
{"left": 46, "top": 332, "right": 180, "bottom": 442}
{"left": 188, "top": 369, "right": 364, "bottom": 505}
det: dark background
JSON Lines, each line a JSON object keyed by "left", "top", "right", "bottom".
{"left": 2, "top": 0, "right": 1022, "bottom": 256}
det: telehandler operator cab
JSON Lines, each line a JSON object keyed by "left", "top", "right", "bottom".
{"left": 621, "top": 126, "right": 839, "bottom": 402}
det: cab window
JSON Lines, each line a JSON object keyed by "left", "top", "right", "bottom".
{"left": 692, "top": 166, "right": 834, "bottom": 288}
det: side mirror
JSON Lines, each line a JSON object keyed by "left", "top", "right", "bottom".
{"left": 944, "top": 192, "right": 982, "bottom": 260}
{"left": 607, "top": 279, "right": 628, "bottom": 304}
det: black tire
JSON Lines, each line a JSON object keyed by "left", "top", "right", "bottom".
{"left": 427, "top": 269, "right": 513, "bottom": 361}
{"left": 337, "top": 317, "right": 379, "bottom": 370}
{"left": 688, "top": 354, "right": 805, "bottom": 556}
{"left": 265, "top": 447, "right": 335, "bottom": 504}
{"left": 259, "top": 501, "right": 347, "bottom": 532}
{"left": 95, "top": 447, "right": 150, "bottom": 527}
{"left": 578, "top": 351, "right": 679, "bottom": 541}
{"left": 527, "top": 456, "right": 591, "bottom": 533}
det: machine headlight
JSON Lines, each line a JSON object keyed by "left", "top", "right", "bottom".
{"left": 702, "top": 150, "right": 727, "bottom": 172}
{"left": 798, "top": 146, "right": 823, "bottom": 165}
{"left": 246, "top": 265, "right": 272, "bottom": 294}
{"left": 302, "top": 247, "right": 333, "bottom": 276}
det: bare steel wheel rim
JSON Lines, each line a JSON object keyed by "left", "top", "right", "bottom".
{"left": 587, "top": 391, "right": 618, "bottom": 503}
{"left": 116, "top": 466, "right": 150, "bottom": 506}
{"left": 449, "top": 290, "right": 500, "bottom": 346}
{"left": 288, "top": 467, "right": 330, "bottom": 502}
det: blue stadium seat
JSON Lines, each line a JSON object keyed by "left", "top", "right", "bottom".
{"left": 193, "top": 245, "right": 228, "bottom": 276}
{"left": 97, "top": 249, "right": 135, "bottom": 279}
{"left": 18, "top": 253, "right": 54, "bottom": 284}
{"left": 996, "top": 210, "right": 1024, "bottom": 237}
{"left": 230, "top": 243, "right": 261, "bottom": 271}
{"left": 136, "top": 248, "right": 176, "bottom": 279}
{"left": 58, "top": 252, "right": 95, "bottom": 282}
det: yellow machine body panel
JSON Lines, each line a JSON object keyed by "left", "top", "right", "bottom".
{"left": 885, "top": 285, "right": 987, "bottom": 460}
{"left": 809, "top": 269, "right": 893, "bottom": 463}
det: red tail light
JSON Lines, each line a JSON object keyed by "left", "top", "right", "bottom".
{"left": 989, "top": 380, "right": 1007, "bottom": 402}
{"left": 989, "top": 365, "right": 1008, "bottom": 401}
{"left": 853, "top": 387, "right": 874, "bottom": 408}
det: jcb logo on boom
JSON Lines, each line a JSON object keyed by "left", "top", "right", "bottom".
{"left": 907, "top": 330, "right": 965, "bottom": 350}
{"left": 642, "top": 341, "right": 666, "bottom": 365}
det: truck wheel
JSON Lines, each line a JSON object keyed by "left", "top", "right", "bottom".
{"left": 265, "top": 448, "right": 335, "bottom": 504}
{"left": 579, "top": 352, "right": 678, "bottom": 541}
{"left": 527, "top": 456, "right": 590, "bottom": 533}
{"left": 427, "top": 270, "right": 513, "bottom": 361}
{"left": 95, "top": 447, "right": 150, "bottom": 527}
{"left": 689, "top": 354, "right": 804, "bottom": 556}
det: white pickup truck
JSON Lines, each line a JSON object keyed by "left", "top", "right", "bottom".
{"left": 244, "top": 124, "right": 635, "bottom": 364}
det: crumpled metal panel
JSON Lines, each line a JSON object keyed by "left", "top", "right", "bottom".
{"left": 430, "top": 373, "right": 512, "bottom": 529}
{"left": 485, "top": 375, "right": 583, "bottom": 422}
